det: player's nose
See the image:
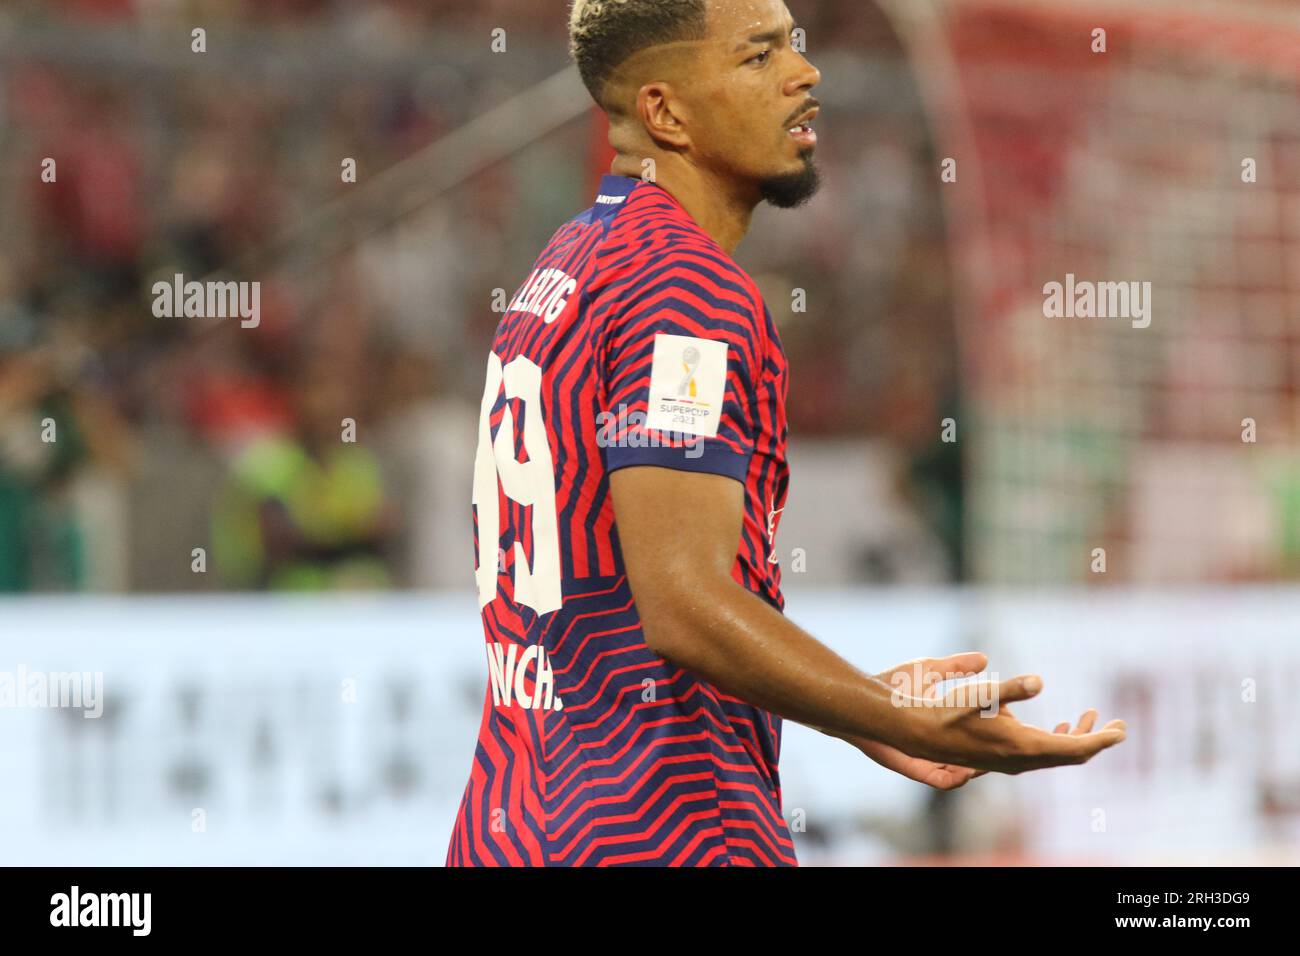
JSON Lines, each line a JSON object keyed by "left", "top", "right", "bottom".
{"left": 787, "top": 48, "right": 821, "bottom": 93}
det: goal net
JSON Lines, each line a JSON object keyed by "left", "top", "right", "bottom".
{"left": 880, "top": 0, "right": 1300, "bottom": 584}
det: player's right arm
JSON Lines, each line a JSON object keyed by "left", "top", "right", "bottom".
{"left": 593, "top": 241, "right": 1124, "bottom": 774}
{"left": 609, "top": 465, "right": 1127, "bottom": 774}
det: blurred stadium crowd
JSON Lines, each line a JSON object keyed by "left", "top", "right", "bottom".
{"left": 4, "top": 0, "right": 1296, "bottom": 594}
{"left": 1, "top": 0, "right": 961, "bottom": 592}
{"left": 2, "top": 0, "right": 1297, "bottom": 869}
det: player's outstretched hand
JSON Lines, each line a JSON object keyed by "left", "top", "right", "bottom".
{"left": 860, "top": 652, "right": 1115, "bottom": 787}
{"left": 901, "top": 672, "right": 1127, "bottom": 774}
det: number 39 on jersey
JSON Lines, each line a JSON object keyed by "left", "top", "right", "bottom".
{"left": 471, "top": 351, "right": 563, "bottom": 616}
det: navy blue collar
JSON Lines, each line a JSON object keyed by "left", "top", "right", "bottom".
{"left": 592, "top": 173, "right": 643, "bottom": 211}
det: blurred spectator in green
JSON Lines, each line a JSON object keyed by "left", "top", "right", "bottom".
{"left": 0, "top": 354, "right": 86, "bottom": 591}
{"left": 211, "top": 346, "right": 395, "bottom": 590}
{"left": 0, "top": 329, "right": 134, "bottom": 591}
{"left": 1273, "top": 465, "right": 1300, "bottom": 578}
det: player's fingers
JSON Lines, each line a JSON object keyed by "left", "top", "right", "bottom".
{"left": 935, "top": 764, "right": 977, "bottom": 790}
{"left": 1036, "top": 726, "right": 1126, "bottom": 763}
{"left": 993, "top": 674, "right": 1043, "bottom": 707}
{"left": 892, "top": 652, "right": 989, "bottom": 701}
{"left": 1101, "top": 718, "right": 1126, "bottom": 731}
{"left": 1053, "top": 722, "right": 1069, "bottom": 734}
{"left": 915, "top": 671, "right": 946, "bottom": 702}
{"left": 874, "top": 657, "right": 928, "bottom": 686}
{"left": 926, "top": 651, "right": 988, "bottom": 678}
{"left": 1072, "top": 709, "right": 1098, "bottom": 735}
{"left": 947, "top": 766, "right": 979, "bottom": 788}
{"left": 883, "top": 652, "right": 986, "bottom": 688}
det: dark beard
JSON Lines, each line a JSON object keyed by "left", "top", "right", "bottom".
{"left": 757, "top": 154, "right": 822, "bottom": 209}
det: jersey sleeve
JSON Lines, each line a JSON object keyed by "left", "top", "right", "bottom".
{"left": 594, "top": 246, "right": 765, "bottom": 484}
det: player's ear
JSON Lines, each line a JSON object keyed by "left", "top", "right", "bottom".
{"left": 638, "top": 83, "right": 692, "bottom": 150}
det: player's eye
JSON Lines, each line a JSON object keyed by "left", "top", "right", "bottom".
{"left": 747, "top": 48, "right": 771, "bottom": 66}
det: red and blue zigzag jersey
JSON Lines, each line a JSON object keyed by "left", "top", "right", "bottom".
{"left": 446, "top": 173, "right": 795, "bottom": 866}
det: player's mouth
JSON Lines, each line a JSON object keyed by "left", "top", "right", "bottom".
{"left": 787, "top": 106, "right": 819, "bottom": 147}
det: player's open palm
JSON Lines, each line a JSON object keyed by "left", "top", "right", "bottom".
{"left": 914, "top": 673, "right": 1127, "bottom": 774}
{"left": 859, "top": 652, "right": 1116, "bottom": 788}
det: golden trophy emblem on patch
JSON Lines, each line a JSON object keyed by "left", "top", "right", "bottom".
{"left": 678, "top": 345, "right": 701, "bottom": 398}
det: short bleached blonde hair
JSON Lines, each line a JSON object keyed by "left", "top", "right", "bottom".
{"left": 568, "top": 0, "right": 708, "bottom": 110}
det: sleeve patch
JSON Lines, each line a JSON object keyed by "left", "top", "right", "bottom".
{"left": 643, "top": 333, "right": 730, "bottom": 439}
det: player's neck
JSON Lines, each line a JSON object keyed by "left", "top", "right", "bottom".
{"left": 609, "top": 156, "right": 756, "bottom": 256}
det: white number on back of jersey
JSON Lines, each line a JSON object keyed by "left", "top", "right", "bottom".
{"left": 472, "top": 351, "right": 563, "bottom": 615}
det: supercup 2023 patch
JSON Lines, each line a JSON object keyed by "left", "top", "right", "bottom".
{"left": 644, "top": 333, "right": 729, "bottom": 439}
